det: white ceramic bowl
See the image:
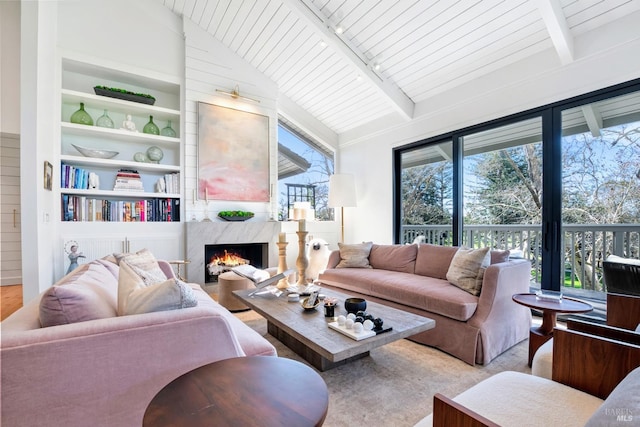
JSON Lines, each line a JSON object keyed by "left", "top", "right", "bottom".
{"left": 72, "top": 144, "right": 118, "bottom": 159}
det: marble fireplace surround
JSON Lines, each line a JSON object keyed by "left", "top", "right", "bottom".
{"left": 186, "top": 221, "right": 282, "bottom": 285}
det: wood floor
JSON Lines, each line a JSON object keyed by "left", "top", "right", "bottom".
{"left": 1, "top": 284, "right": 23, "bottom": 321}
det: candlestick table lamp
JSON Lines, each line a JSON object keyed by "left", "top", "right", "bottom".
{"left": 328, "top": 174, "right": 357, "bottom": 243}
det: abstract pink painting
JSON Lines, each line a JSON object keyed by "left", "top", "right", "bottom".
{"left": 197, "top": 103, "right": 270, "bottom": 202}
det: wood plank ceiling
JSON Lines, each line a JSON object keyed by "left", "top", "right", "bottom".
{"left": 158, "top": 0, "right": 640, "bottom": 136}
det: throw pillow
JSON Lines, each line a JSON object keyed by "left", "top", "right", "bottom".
{"left": 336, "top": 242, "right": 373, "bottom": 268}
{"left": 117, "top": 261, "right": 197, "bottom": 316}
{"left": 490, "top": 249, "right": 510, "bottom": 264}
{"left": 368, "top": 244, "right": 417, "bottom": 273}
{"left": 414, "top": 244, "right": 459, "bottom": 279}
{"left": 446, "top": 247, "right": 491, "bottom": 296}
{"left": 39, "top": 262, "right": 118, "bottom": 327}
{"left": 114, "top": 248, "right": 166, "bottom": 286}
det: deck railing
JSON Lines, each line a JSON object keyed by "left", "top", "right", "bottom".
{"left": 401, "top": 224, "right": 640, "bottom": 299}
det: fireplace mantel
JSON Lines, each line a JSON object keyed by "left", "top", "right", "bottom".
{"left": 186, "top": 221, "right": 282, "bottom": 284}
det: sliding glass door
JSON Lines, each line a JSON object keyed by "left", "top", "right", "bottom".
{"left": 461, "top": 117, "right": 543, "bottom": 283}
{"left": 560, "top": 91, "right": 640, "bottom": 297}
{"left": 395, "top": 78, "right": 640, "bottom": 304}
{"left": 398, "top": 140, "right": 453, "bottom": 244}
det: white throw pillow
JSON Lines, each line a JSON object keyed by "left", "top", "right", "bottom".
{"left": 336, "top": 242, "right": 373, "bottom": 268}
{"left": 114, "top": 248, "right": 167, "bottom": 286}
{"left": 117, "top": 261, "right": 197, "bottom": 316}
{"left": 446, "top": 247, "right": 491, "bottom": 296}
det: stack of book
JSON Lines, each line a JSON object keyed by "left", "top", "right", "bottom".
{"left": 113, "top": 169, "right": 144, "bottom": 192}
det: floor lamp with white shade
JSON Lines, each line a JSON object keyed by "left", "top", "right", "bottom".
{"left": 328, "top": 174, "right": 357, "bottom": 243}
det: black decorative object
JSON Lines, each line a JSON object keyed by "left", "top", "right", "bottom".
{"left": 344, "top": 297, "right": 367, "bottom": 314}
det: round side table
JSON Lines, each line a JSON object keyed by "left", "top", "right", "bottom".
{"left": 512, "top": 293, "right": 593, "bottom": 366}
{"left": 217, "top": 271, "right": 252, "bottom": 312}
{"left": 143, "top": 356, "right": 329, "bottom": 427}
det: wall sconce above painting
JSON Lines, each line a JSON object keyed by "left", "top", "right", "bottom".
{"left": 215, "top": 85, "right": 261, "bottom": 103}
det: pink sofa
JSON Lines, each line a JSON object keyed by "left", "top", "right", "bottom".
{"left": 318, "top": 244, "right": 531, "bottom": 365}
{"left": 0, "top": 258, "right": 275, "bottom": 427}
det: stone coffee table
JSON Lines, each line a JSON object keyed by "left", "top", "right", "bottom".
{"left": 233, "top": 288, "right": 435, "bottom": 371}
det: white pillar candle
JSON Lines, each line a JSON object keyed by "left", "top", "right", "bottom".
{"left": 279, "top": 232, "right": 286, "bottom": 243}
{"left": 299, "top": 219, "right": 306, "bottom": 232}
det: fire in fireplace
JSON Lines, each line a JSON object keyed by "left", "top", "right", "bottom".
{"left": 204, "top": 242, "right": 268, "bottom": 283}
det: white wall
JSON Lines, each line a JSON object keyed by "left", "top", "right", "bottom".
{"left": 340, "top": 12, "right": 640, "bottom": 245}
{"left": 182, "top": 18, "right": 279, "bottom": 222}
{"left": 1, "top": 1, "right": 20, "bottom": 135}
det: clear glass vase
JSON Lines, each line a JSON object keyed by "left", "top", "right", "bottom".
{"left": 160, "top": 120, "right": 177, "bottom": 137}
{"left": 70, "top": 102, "right": 94, "bottom": 126}
{"left": 143, "top": 115, "right": 160, "bottom": 135}
{"left": 96, "top": 109, "right": 114, "bottom": 128}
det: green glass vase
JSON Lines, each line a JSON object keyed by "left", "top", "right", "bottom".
{"left": 70, "top": 102, "right": 94, "bottom": 126}
{"left": 96, "top": 109, "right": 114, "bottom": 128}
{"left": 160, "top": 120, "right": 177, "bottom": 138}
{"left": 143, "top": 115, "right": 160, "bottom": 135}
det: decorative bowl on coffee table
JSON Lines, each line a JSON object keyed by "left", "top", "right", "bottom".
{"left": 344, "top": 297, "right": 367, "bottom": 314}
{"left": 301, "top": 297, "right": 320, "bottom": 311}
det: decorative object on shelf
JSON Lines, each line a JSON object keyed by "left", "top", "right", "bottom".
{"left": 43, "top": 161, "right": 53, "bottom": 190}
{"left": 95, "top": 109, "right": 115, "bottom": 128}
{"left": 133, "top": 152, "right": 148, "bottom": 163}
{"left": 93, "top": 85, "right": 156, "bottom": 105}
{"left": 160, "top": 120, "right": 177, "bottom": 137}
{"left": 146, "top": 146, "right": 164, "bottom": 163}
{"left": 143, "top": 116, "right": 160, "bottom": 135}
{"left": 71, "top": 144, "right": 119, "bottom": 159}
{"left": 121, "top": 114, "right": 137, "bottom": 132}
{"left": 88, "top": 172, "right": 100, "bottom": 189}
{"left": 64, "top": 240, "right": 85, "bottom": 275}
{"left": 70, "top": 102, "right": 94, "bottom": 126}
{"left": 296, "top": 220, "right": 309, "bottom": 286}
{"left": 155, "top": 177, "right": 166, "bottom": 193}
{"left": 217, "top": 210, "right": 255, "bottom": 221}
{"left": 197, "top": 102, "right": 269, "bottom": 202}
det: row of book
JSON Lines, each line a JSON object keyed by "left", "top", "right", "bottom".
{"left": 61, "top": 164, "right": 91, "bottom": 189}
{"left": 162, "top": 172, "right": 180, "bottom": 194}
{"left": 61, "top": 195, "right": 180, "bottom": 222}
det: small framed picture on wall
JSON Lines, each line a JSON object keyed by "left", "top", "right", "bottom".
{"left": 44, "top": 161, "right": 53, "bottom": 191}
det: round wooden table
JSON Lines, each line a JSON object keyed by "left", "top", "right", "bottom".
{"left": 512, "top": 293, "right": 593, "bottom": 366}
{"left": 143, "top": 356, "right": 329, "bottom": 427}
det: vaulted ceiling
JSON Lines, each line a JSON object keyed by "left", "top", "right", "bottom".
{"left": 157, "top": 0, "right": 640, "bottom": 140}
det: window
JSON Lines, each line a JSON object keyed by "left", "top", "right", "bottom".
{"left": 277, "top": 121, "right": 334, "bottom": 221}
{"left": 394, "top": 78, "right": 640, "bottom": 305}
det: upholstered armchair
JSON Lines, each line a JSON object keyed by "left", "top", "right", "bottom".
{"left": 416, "top": 322, "right": 640, "bottom": 427}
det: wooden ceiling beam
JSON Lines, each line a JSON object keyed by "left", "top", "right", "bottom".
{"left": 281, "top": 0, "right": 414, "bottom": 121}
{"left": 536, "top": 0, "right": 574, "bottom": 64}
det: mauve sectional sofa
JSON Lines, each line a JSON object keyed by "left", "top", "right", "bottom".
{"left": 318, "top": 243, "right": 532, "bottom": 365}
{"left": 0, "top": 257, "right": 275, "bottom": 427}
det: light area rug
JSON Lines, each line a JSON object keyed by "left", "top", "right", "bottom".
{"left": 210, "top": 283, "right": 532, "bottom": 427}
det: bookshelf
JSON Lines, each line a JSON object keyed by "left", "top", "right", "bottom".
{"left": 58, "top": 55, "right": 184, "bottom": 267}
